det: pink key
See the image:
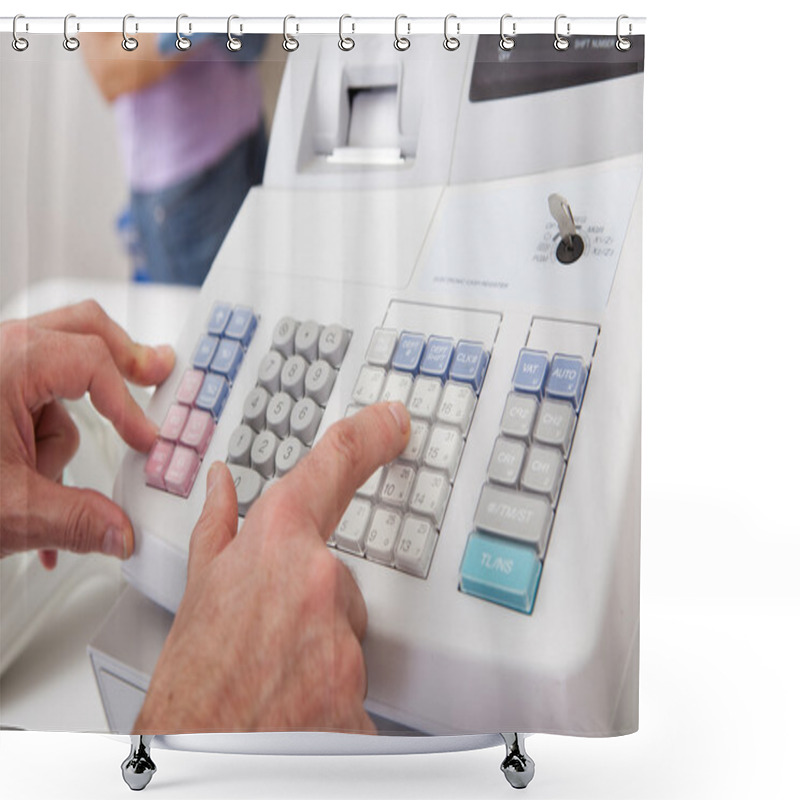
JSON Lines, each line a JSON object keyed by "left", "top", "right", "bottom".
{"left": 164, "top": 445, "right": 201, "bottom": 497}
{"left": 160, "top": 403, "right": 190, "bottom": 442}
{"left": 145, "top": 439, "right": 175, "bottom": 490}
{"left": 176, "top": 369, "right": 205, "bottom": 406}
{"left": 179, "top": 409, "right": 215, "bottom": 456}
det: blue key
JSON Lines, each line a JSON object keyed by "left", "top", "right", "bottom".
{"left": 392, "top": 332, "right": 426, "bottom": 374}
{"left": 460, "top": 531, "right": 542, "bottom": 614}
{"left": 224, "top": 306, "right": 258, "bottom": 347}
{"left": 545, "top": 354, "right": 588, "bottom": 410}
{"left": 192, "top": 335, "right": 220, "bottom": 371}
{"left": 449, "top": 340, "right": 490, "bottom": 392}
{"left": 207, "top": 303, "right": 232, "bottom": 336}
{"left": 419, "top": 336, "right": 454, "bottom": 380}
{"left": 209, "top": 338, "right": 245, "bottom": 381}
{"left": 195, "top": 373, "right": 230, "bottom": 420}
{"left": 512, "top": 350, "right": 549, "bottom": 397}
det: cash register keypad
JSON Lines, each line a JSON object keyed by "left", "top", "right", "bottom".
{"left": 225, "top": 317, "right": 351, "bottom": 516}
{"left": 460, "top": 349, "right": 590, "bottom": 614}
{"left": 331, "top": 328, "right": 491, "bottom": 580}
{"left": 145, "top": 303, "right": 257, "bottom": 497}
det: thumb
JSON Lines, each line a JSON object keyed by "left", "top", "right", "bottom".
{"left": 13, "top": 471, "right": 135, "bottom": 559}
{"left": 187, "top": 462, "right": 238, "bottom": 584}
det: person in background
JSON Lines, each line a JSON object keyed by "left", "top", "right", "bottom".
{"left": 81, "top": 33, "right": 268, "bottom": 286}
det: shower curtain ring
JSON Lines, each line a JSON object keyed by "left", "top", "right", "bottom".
{"left": 226, "top": 15, "right": 242, "bottom": 51}
{"left": 443, "top": 14, "right": 460, "bottom": 51}
{"left": 339, "top": 15, "right": 355, "bottom": 51}
{"left": 394, "top": 15, "right": 410, "bottom": 51}
{"left": 554, "top": 14, "right": 570, "bottom": 51}
{"left": 121, "top": 14, "right": 138, "bottom": 51}
{"left": 175, "top": 14, "right": 191, "bottom": 51}
{"left": 282, "top": 15, "right": 299, "bottom": 52}
{"left": 63, "top": 14, "right": 80, "bottom": 51}
{"left": 616, "top": 15, "right": 632, "bottom": 51}
{"left": 499, "top": 14, "right": 516, "bottom": 51}
{"left": 12, "top": 14, "right": 29, "bottom": 52}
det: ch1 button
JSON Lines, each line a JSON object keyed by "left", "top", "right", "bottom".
{"left": 460, "top": 531, "right": 542, "bottom": 614}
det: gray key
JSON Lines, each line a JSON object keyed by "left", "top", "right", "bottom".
{"left": 304, "top": 359, "right": 336, "bottom": 405}
{"left": 533, "top": 398, "right": 576, "bottom": 455}
{"left": 399, "top": 419, "right": 429, "bottom": 464}
{"left": 243, "top": 386, "right": 270, "bottom": 431}
{"left": 227, "top": 424, "right": 254, "bottom": 466}
{"left": 379, "top": 463, "right": 416, "bottom": 508}
{"left": 365, "top": 328, "right": 397, "bottom": 368}
{"left": 408, "top": 376, "right": 442, "bottom": 421}
{"left": 228, "top": 464, "right": 264, "bottom": 517}
{"left": 250, "top": 429, "right": 278, "bottom": 478}
{"left": 275, "top": 435, "right": 307, "bottom": 476}
{"left": 500, "top": 392, "right": 538, "bottom": 440}
{"left": 380, "top": 370, "right": 414, "bottom": 405}
{"left": 521, "top": 445, "right": 565, "bottom": 503}
{"left": 318, "top": 324, "right": 349, "bottom": 367}
{"left": 423, "top": 425, "right": 463, "bottom": 480}
{"left": 258, "top": 350, "right": 285, "bottom": 394}
{"left": 352, "top": 365, "right": 386, "bottom": 405}
{"left": 272, "top": 317, "right": 298, "bottom": 357}
{"left": 266, "top": 392, "right": 294, "bottom": 437}
{"left": 474, "top": 484, "right": 553, "bottom": 556}
{"left": 290, "top": 397, "right": 322, "bottom": 445}
{"left": 281, "top": 354, "right": 308, "bottom": 400}
{"left": 436, "top": 381, "right": 477, "bottom": 433}
{"left": 409, "top": 469, "right": 450, "bottom": 527}
{"left": 294, "top": 320, "right": 320, "bottom": 361}
{"left": 487, "top": 437, "right": 526, "bottom": 487}
{"left": 334, "top": 498, "right": 372, "bottom": 555}
{"left": 394, "top": 515, "right": 437, "bottom": 578}
{"left": 365, "top": 507, "right": 402, "bottom": 565}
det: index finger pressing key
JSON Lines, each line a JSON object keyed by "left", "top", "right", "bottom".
{"left": 278, "top": 402, "right": 410, "bottom": 541}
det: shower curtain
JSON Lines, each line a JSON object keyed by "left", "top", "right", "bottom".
{"left": 0, "top": 15, "right": 644, "bottom": 757}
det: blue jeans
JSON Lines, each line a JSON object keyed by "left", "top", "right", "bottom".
{"left": 129, "top": 122, "right": 267, "bottom": 286}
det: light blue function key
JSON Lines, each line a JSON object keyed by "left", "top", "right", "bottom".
{"left": 224, "top": 306, "right": 258, "bottom": 348}
{"left": 419, "top": 336, "right": 454, "bottom": 380}
{"left": 195, "top": 373, "right": 230, "bottom": 420}
{"left": 192, "top": 335, "right": 220, "bottom": 371}
{"left": 460, "top": 531, "right": 542, "bottom": 614}
{"left": 209, "top": 338, "right": 245, "bottom": 382}
{"left": 545, "top": 354, "right": 588, "bottom": 410}
{"left": 392, "top": 331, "right": 427, "bottom": 374}
{"left": 206, "top": 303, "right": 232, "bottom": 336}
{"left": 449, "top": 340, "right": 490, "bottom": 393}
{"left": 512, "top": 350, "right": 549, "bottom": 397}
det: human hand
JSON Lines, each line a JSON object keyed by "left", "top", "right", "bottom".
{"left": 134, "top": 402, "right": 411, "bottom": 734}
{"left": 0, "top": 300, "right": 174, "bottom": 567}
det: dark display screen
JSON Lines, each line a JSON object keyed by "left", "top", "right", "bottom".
{"left": 469, "top": 34, "right": 644, "bottom": 102}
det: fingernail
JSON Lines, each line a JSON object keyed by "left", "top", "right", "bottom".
{"left": 206, "top": 462, "right": 221, "bottom": 495}
{"left": 387, "top": 402, "right": 410, "bottom": 435}
{"left": 155, "top": 344, "right": 175, "bottom": 364}
{"left": 102, "top": 526, "right": 128, "bottom": 559}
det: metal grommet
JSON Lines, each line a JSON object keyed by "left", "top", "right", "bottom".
{"left": 12, "top": 14, "right": 29, "bottom": 52}
{"left": 226, "top": 15, "right": 242, "bottom": 52}
{"left": 554, "top": 14, "right": 570, "bottom": 51}
{"left": 443, "top": 14, "right": 460, "bottom": 51}
{"left": 499, "top": 13, "right": 515, "bottom": 51}
{"left": 121, "top": 14, "right": 138, "bottom": 51}
{"left": 338, "top": 14, "right": 355, "bottom": 51}
{"left": 394, "top": 14, "right": 410, "bottom": 51}
{"left": 282, "top": 15, "right": 299, "bottom": 52}
{"left": 616, "top": 15, "right": 632, "bottom": 51}
{"left": 63, "top": 13, "right": 80, "bottom": 51}
{"left": 175, "top": 13, "right": 191, "bottom": 51}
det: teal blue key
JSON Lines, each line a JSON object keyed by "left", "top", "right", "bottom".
{"left": 460, "top": 531, "right": 542, "bottom": 614}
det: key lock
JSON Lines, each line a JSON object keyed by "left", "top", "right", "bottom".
{"left": 548, "top": 193, "right": 585, "bottom": 264}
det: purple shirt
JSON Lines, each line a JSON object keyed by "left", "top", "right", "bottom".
{"left": 114, "top": 54, "right": 262, "bottom": 193}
